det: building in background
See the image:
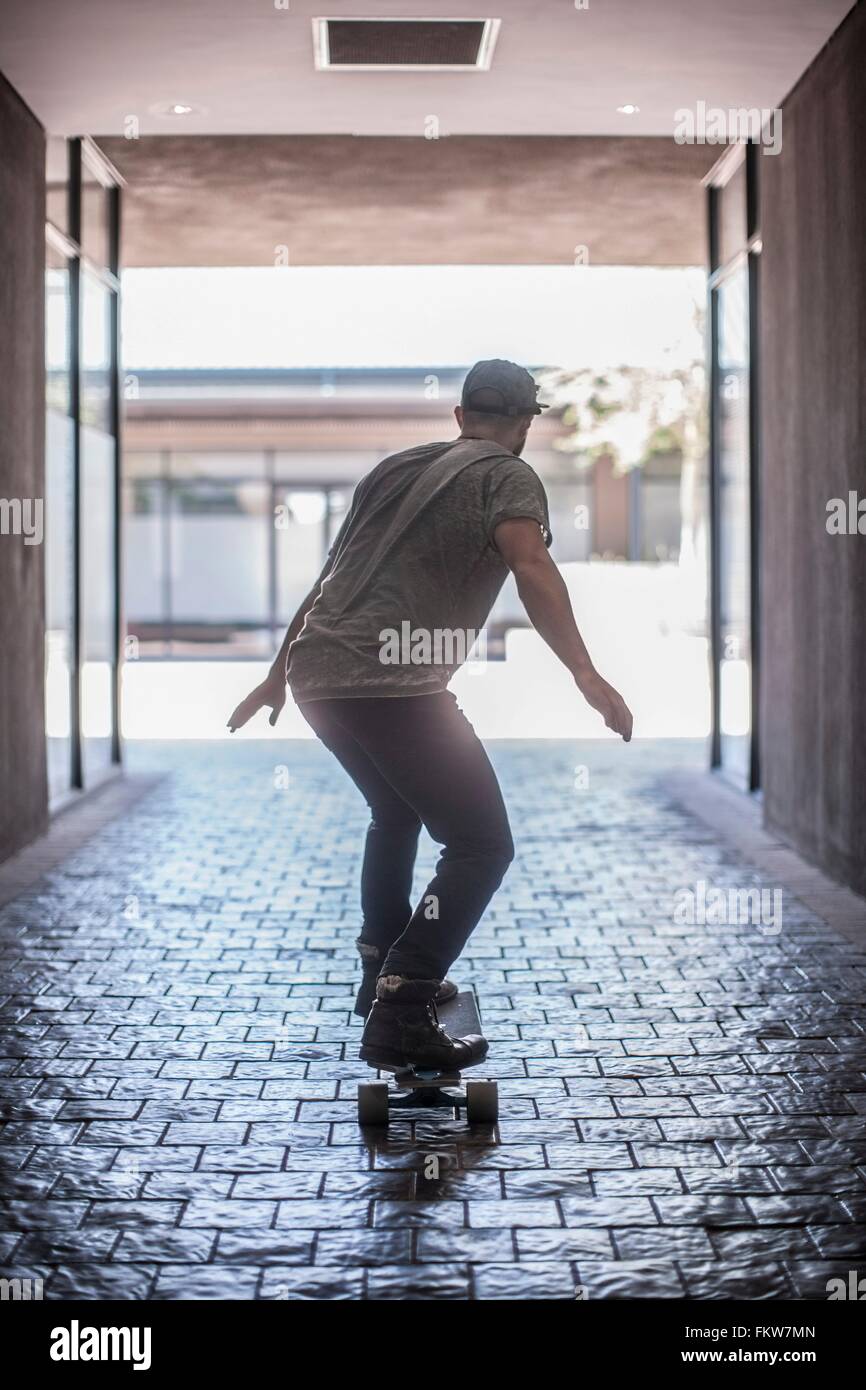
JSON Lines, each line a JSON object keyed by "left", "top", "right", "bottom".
{"left": 122, "top": 365, "right": 686, "bottom": 661}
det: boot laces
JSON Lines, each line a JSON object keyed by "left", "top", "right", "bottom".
{"left": 426, "top": 999, "right": 451, "bottom": 1043}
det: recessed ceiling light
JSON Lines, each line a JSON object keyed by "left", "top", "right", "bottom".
{"left": 149, "top": 100, "right": 203, "bottom": 117}
{"left": 617, "top": 103, "right": 640, "bottom": 115}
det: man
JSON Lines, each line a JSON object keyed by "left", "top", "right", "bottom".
{"left": 228, "top": 360, "right": 632, "bottom": 1073}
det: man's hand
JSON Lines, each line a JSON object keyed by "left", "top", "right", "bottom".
{"left": 576, "top": 669, "right": 633, "bottom": 742}
{"left": 227, "top": 673, "right": 286, "bottom": 733}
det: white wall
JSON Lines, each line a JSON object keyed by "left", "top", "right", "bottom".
{"left": 122, "top": 561, "right": 710, "bottom": 740}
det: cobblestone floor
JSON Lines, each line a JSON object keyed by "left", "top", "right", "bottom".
{"left": 1, "top": 739, "right": 864, "bottom": 1301}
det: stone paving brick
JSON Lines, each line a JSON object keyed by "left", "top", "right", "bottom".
{"left": 1, "top": 738, "right": 865, "bottom": 1300}
{"left": 468, "top": 1198, "right": 562, "bottom": 1228}
{"left": 197, "top": 1145, "right": 287, "bottom": 1171}
{"left": 515, "top": 1227, "right": 616, "bottom": 1260}
{"left": 47, "top": 1264, "right": 157, "bottom": 1300}
{"left": 373, "top": 1200, "right": 465, "bottom": 1228}
{"left": 678, "top": 1261, "right": 794, "bottom": 1300}
{"left": 710, "top": 1227, "right": 820, "bottom": 1260}
{"left": 180, "top": 1199, "right": 276, "bottom": 1229}
{"left": 0, "top": 1199, "right": 89, "bottom": 1230}
{"left": 367, "top": 1262, "right": 471, "bottom": 1299}
{"left": 232, "top": 1172, "right": 321, "bottom": 1199}
{"left": 323, "top": 1170, "right": 413, "bottom": 1199}
{"left": 214, "top": 1229, "right": 315, "bottom": 1264}
{"left": 152, "top": 1265, "right": 261, "bottom": 1299}
{"left": 805, "top": 1224, "right": 866, "bottom": 1257}
{"left": 82, "top": 1200, "right": 182, "bottom": 1228}
{"left": 783, "top": 1260, "right": 866, "bottom": 1299}
{"left": 16, "top": 1230, "right": 117, "bottom": 1263}
{"left": 275, "top": 1197, "right": 370, "bottom": 1229}
{"left": 418, "top": 1226, "right": 516, "bottom": 1262}
{"left": 593, "top": 1168, "right": 684, "bottom": 1195}
{"left": 653, "top": 1195, "right": 752, "bottom": 1225}
{"left": 113, "top": 1228, "right": 215, "bottom": 1263}
{"left": 561, "top": 1195, "right": 658, "bottom": 1225}
{"left": 413, "top": 1168, "right": 502, "bottom": 1200}
{"left": 613, "top": 1225, "right": 716, "bottom": 1260}
{"left": 259, "top": 1266, "right": 364, "bottom": 1299}
{"left": 316, "top": 1228, "right": 412, "bottom": 1266}
{"left": 576, "top": 1260, "right": 686, "bottom": 1299}
{"left": 473, "top": 1260, "right": 578, "bottom": 1300}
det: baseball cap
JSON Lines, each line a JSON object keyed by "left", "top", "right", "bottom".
{"left": 461, "top": 359, "right": 549, "bottom": 417}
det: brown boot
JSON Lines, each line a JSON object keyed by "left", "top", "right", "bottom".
{"left": 359, "top": 976, "right": 487, "bottom": 1071}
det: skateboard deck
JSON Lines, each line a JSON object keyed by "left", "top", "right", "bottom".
{"left": 357, "top": 989, "right": 498, "bottom": 1125}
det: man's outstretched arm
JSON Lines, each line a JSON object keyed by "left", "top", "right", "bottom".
{"left": 493, "top": 516, "right": 633, "bottom": 741}
{"left": 226, "top": 564, "right": 328, "bottom": 733}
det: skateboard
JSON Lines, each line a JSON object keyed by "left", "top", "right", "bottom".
{"left": 357, "top": 989, "right": 498, "bottom": 1126}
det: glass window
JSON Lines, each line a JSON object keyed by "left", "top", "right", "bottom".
{"left": 45, "top": 240, "right": 71, "bottom": 417}
{"left": 81, "top": 426, "right": 117, "bottom": 783}
{"left": 716, "top": 267, "right": 751, "bottom": 786}
{"left": 640, "top": 480, "right": 682, "bottom": 562}
{"left": 273, "top": 451, "right": 379, "bottom": 483}
{"left": 44, "top": 411, "right": 76, "bottom": 801}
{"left": 716, "top": 154, "right": 748, "bottom": 270}
{"left": 80, "top": 200, "right": 119, "bottom": 781}
{"left": 81, "top": 269, "right": 113, "bottom": 434}
{"left": 169, "top": 480, "right": 271, "bottom": 655}
{"left": 123, "top": 479, "right": 168, "bottom": 657}
{"left": 276, "top": 489, "right": 328, "bottom": 624}
{"left": 125, "top": 451, "right": 164, "bottom": 479}
{"left": 546, "top": 480, "right": 593, "bottom": 563}
{"left": 326, "top": 489, "right": 351, "bottom": 550}
{"left": 81, "top": 151, "right": 112, "bottom": 270}
{"left": 45, "top": 141, "right": 122, "bottom": 796}
{"left": 119, "top": 476, "right": 351, "bottom": 657}
{"left": 45, "top": 231, "right": 75, "bottom": 801}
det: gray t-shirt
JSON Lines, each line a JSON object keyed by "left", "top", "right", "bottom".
{"left": 287, "top": 437, "right": 552, "bottom": 701}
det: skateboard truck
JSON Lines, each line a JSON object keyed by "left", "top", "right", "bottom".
{"left": 357, "top": 1072, "right": 499, "bottom": 1126}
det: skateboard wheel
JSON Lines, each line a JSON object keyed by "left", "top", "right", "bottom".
{"left": 465, "top": 1080, "right": 498, "bottom": 1124}
{"left": 357, "top": 1080, "right": 389, "bottom": 1126}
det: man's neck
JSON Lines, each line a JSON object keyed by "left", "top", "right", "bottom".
{"left": 458, "top": 430, "right": 517, "bottom": 455}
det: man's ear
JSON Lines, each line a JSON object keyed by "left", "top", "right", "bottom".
{"left": 454, "top": 405, "right": 463, "bottom": 428}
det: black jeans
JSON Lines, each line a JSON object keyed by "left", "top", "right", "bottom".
{"left": 298, "top": 691, "right": 514, "bottom": 981}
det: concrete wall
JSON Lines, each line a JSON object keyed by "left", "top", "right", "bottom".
{"left": 0, "top": 72, "right": 47, "bottom": 861}
{"left": 759, "top": 1, "right": 866, "bottom": 895}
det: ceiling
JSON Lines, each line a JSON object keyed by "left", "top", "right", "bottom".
{"left": 0, "top": 0, "right": 856, "bottom": 137}
{"left": 100, "top": 135, "right": 715, "bottom": 267}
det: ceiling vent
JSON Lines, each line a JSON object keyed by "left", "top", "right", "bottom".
{"left": 313, "top": 17, "right": 501, "bottom": 71}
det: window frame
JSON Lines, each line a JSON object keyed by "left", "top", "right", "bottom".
{"left": 706, "top": 140, "right": 762, "bottom": 792}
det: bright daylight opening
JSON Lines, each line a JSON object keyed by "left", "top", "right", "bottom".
{"left": 116, "top": 263, "right": 710, "bottom": 741}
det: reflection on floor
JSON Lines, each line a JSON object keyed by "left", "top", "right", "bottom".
{"left": 1, "top": 740, "right": 864, "bottom": 1300}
